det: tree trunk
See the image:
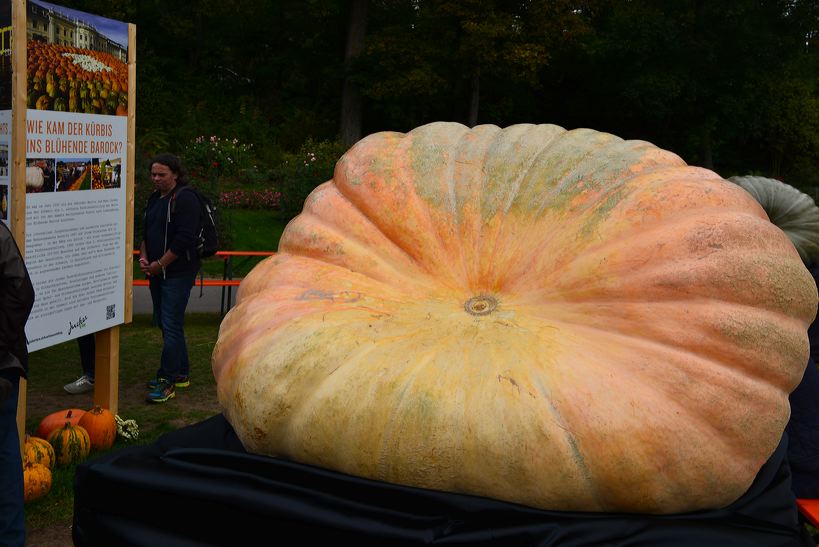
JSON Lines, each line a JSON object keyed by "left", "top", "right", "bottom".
{"left": 467, "top": 73, "right": 480, "bottom": 127}
{"left": 341, "top": 0, "right": 368, "bottom": 147}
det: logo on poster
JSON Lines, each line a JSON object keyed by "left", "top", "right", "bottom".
{"left": 68, "top": 315, "right": 88, "bottom": 336}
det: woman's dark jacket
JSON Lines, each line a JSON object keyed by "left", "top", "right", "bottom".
{"left": 143, "top": 186, "right": 201, "bottom": 278}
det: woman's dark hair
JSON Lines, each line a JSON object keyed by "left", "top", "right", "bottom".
{"left": 148, "top": 153, "right": 189, "bottom": 186}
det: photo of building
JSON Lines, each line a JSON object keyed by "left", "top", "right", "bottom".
{"left": 25, "top": 0, "right": 128, "bottom": 115}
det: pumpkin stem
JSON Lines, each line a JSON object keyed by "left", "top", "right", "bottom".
{"left": 464, "top": 295, "right": 498, "bottom": 316}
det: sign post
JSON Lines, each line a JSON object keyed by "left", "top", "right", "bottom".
{"left": 2, "top": 0, "right": 134, "bottom": 439}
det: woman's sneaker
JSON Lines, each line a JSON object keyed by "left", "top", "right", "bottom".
{"left": 64, "top": 375, "right": 95, "bottom": 394}
{"left": 146, "top": 375, "right": 190, "bottom": 390}
{"left": 146, "top": 378, "right": 175, "bottom": 403}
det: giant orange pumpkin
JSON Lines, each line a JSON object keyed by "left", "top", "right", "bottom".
{"left": 212, "top": 122, "right": 817, "bottom": 514}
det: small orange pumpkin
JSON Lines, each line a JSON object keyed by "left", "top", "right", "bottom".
{"left": 37, "top": 408, "right": 85, "bottom": 439}
{"left": 23, "top": 434, "right": 55, "bottom": 470}
{"left": 78, "top": 406, "right": 116, "bottom": 451}
{"left": 47, "top": 422, "right": 91, "bottom": 466}
{"left": 23, "top": 462, "right": 52, "bottom": 503}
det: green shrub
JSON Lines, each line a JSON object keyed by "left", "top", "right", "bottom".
{"left": 182, "top": 135, "right": 255, "bottom": 179}
{"left": 274, "top": 138, "right": 347, "bottom": 214}
{"left": 220, "top": 189, "right": 282, "bottom": 210}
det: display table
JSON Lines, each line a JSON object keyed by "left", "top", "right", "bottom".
{"left": 72, "top": 414, "right": 810, "bottom": 546}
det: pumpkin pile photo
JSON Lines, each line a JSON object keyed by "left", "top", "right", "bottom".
{"left": 212, "top": 122, "right": 817, "bottom": 515}
{"left": 26, "top": 40, "right": 128, "bottom": 115}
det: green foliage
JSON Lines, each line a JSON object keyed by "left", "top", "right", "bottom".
{"left": 358, "top": 0, "right": 588, "bottom": 128}
{"left": 219, "top": 189, "right": 282, "bottom": 210}
{"left": 137, "top": 127, "right": 171, "bottom": 161}
{"left": 552, "top": 0, "right": 819, "bottom": 178}
{"left": 274, "top": 139, "right": 347, "bottom": 214}
{"left": 228, "top": 209, "right": 288, "bottom": 252}
{"left": 182, "top": 135, "right": 256, "bottom": 180}
{"left": 55, "top": 0, "right": 819, "bottom": 221}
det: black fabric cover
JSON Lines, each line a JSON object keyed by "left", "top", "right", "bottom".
{"left": 786, "top": 264, "right": 819, "bottom": 498}
{"left": 73, "top": 414, "right": 810, "bottom": 547}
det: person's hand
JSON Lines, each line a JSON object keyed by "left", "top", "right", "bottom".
{"left": 138, "top": 256, "right": 151, "bottom": 277}
{"left": 146, "top": 261, "right": 163, "bottom": 277}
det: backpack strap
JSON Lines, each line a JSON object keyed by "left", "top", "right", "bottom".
{"left": 169, "top": 185, "right": 205, "bottom": 295}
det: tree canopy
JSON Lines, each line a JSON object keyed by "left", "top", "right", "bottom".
{"left": 56, "top": 0, "right": 819, "bottom": 189}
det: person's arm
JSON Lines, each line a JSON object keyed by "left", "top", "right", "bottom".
{"left": 145, "top": 249, "right": 178, "bottom": 278}
{"left": 0, "top": 223, "right": 35, "bottom": 377}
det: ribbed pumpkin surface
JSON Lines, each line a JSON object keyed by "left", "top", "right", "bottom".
{"left": 23, "top": 462, "right": 51, "bottom": 503}
{"left": 24, "top": 435, "right": 55, "bottom": 470}
{"left": 212, "top": 122, "right": 817, "bottom": 514}
{"left": 48, "top": 423, "right": 91, "bottom": 466}
{"left": 78, "top": 406, "right": 117, "bottom": 451}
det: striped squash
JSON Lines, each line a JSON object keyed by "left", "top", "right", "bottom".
{"left": 47, "top": 422, "right": 91, "bottom": 466}
{"left": 23, "top": 434, "right": 55, "bottom": 470}
{"left": 23, "top": 462, "right": 52, "bottom": 503}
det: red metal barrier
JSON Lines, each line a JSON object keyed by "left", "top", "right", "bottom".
{"left": 131, "top": 250, "right": 275, "bottom": 314}
{"left": 798, "top": 498, "right": 819, "bottom": 528}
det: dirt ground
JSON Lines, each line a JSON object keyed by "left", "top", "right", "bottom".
{"left": 26, "top": 523, "right": 73, "bottom": 546}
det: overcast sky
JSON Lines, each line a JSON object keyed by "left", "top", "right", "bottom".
{"left": 30, "top": 0, "right": 128, "bottom": 49}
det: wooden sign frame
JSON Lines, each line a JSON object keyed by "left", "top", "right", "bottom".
{"left": 10, "top": 0, "right": 135, "bottom": 443}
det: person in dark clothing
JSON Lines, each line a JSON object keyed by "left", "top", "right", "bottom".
{"left": 139, "top": 153, "right": 200, "bottom": 403}
{"left": 0, "top": 221, "right": 35, "bottom": 546}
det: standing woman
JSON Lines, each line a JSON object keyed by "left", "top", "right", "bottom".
{"left": 139, "top": 153, "right": 200, "bottom": 403}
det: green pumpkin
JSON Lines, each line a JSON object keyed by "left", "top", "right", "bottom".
{"left": 47, "top": 423, "right": 91, "bottom": 466}
{"left": 728, "top": 176, "right": 819, "bottom": 265}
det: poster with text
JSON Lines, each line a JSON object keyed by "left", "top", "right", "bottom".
{"left": 23, "top": 0, "right": 128, "bottom": 351}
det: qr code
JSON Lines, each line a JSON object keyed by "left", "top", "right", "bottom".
{"left": 106, "top": 304, "right": 115, "bottom": 320}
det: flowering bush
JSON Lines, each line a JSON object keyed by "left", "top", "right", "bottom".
{"left": 220, "top": 189, "right": 282, "bottom": 210}
{"left": 275, "top": 139, "right": 346, "bottom": 212}
{"left": 183, "top": 135, "right": 254, "bottom": 179}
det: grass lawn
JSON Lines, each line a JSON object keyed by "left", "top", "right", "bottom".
{"left": 24, "top": 313, "right": 223, "bottom": 536}
{"left": 205, "top": 209, "right": 291, "bottom": 277}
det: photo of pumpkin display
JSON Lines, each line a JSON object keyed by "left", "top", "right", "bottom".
{"left": 212, "top": 122, "right": 817, "bottom": 515}
{"left": 26, "top": 40, "right": 127, "bottom": 115}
